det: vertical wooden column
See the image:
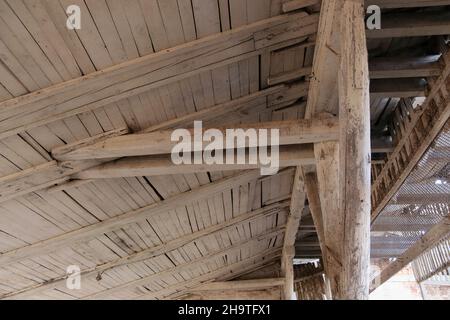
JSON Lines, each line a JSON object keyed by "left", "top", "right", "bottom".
{"left": 338, "top": 0, "right": 371, "bottom": 299}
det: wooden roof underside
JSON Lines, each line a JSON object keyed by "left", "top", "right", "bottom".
{"left": 0, "top": 0, "right": 449, "bottom": 299}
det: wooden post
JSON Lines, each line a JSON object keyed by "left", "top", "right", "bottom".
{"left": 338, "top": 0, "right": 371, "bottom": 299}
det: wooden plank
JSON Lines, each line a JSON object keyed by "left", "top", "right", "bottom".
{"left": 267, "top": 67, "right": 312, "bottom": 86}
{"left": 0, "top": 12, "right": 318, "bottom": 139}
{"left": 338, "top": 0, "right": 371, "bottom": 299}
{"left": 52, "top": 118, "right": 339, "bottom": 160}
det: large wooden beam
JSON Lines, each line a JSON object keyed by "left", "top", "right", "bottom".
{"left": 370, "top": 215, "right": 450, "bottom": 292}
{"left": 0, "top": 12, "right": 318, "bottom": 140}
{"left": 305, "top": 0, "right": 340, "bottom": 117}
{"left": 52, "top": 118, "right": 339, "bottom": 161}
{"left": 0, "top": 170, "right": 261, "bottom": 267}
{"left": 338, "top": 0, "right": 371, "bottom": 299}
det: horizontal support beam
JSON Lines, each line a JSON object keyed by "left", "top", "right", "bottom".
{"left": 370, "top": 215, "right": 450, "bottom": 291}
{"left": 73, "top": 145, "right": 315, "bottom": 179}
{"left": 366, "top": 12, "right": 450, "bottom": 38}
{"left": 53, "top": 118, "right": 339, "bottom": 161}
{"left": 93, "top": 246, "right": 282, "bottom": 300}
{"left": 369, "top": 56, "right": 442, "bottom": 79}
{"left": 370, "top": 78, "right": 427, "bottom": 98}
{"left": 282, "top": 0, "right": 320, "bottom": 13}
